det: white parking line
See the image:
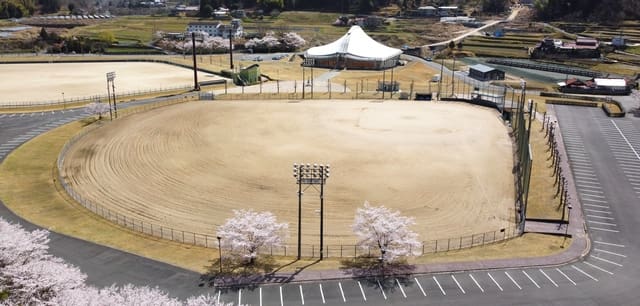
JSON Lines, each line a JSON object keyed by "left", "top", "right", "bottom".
{"left": 396, "top": 279, "right": 407, "bottom": 298}
{"left": 377, "top": 280, "right": 387, "bottom": 300}
{"left": 573, "top": 169, "right": 596, "bottom": 175}
{"left": 587, "top": 215, "right": 615, "bottom": 220}
{"left": 469, "top": 274, "right": 484, "bottom": 293}
{"left": 338, "top": 282, "right": 346, "bottom": 302}
{"left": 452, "top": 275, "right": 465, "bottom": 294}
{"left": 539, "top": 269, "right": 558, "bottom": 287}
{"left": 556, "top": 268, "right": 576, "bottom": 286}
{"left": 572, "top": 265, "right": 598, "bottom": 281}
{"left": 591, "top": 256, "right": 623, "bottom": 267}
{"left": 588, "top": 220, "right": 617, "bottom": 226}
{"left": 584, "top": 261, "right": 614, "bottom": 275}
{"left": 590, "top": 227, "right": 619, "bottom": 233}
{"left": 611, "top": 120, "right": 640, "bottom": 160}
{"left": 578, "top": 188, "right": 604, "bottom": 194}
{"left": 280, "top": 286, "right": 284, "bottom": 306}
{"left": 216, "top": 291, "right": 221, "bottom": 303}
{"left": 577, "top": 183, "right": 601, "bottom": 188}
{"left": 522, "top": 271, "right": 540, "bottom": 288}
{"left": 581, "top": 193, "right": 606, "bottom": 198}
{"left": 238, "top": 289, "right": 242, "bottom": 306}
{"left": 299, "top": 285, "right": 305, "bottom": 305}
{"left": 585, "top": 209, "right": 611, "bottom": 214}
{"left": 260, "top": 288, "right": 263, "bottom": 306}
{"left": 583, "top": 199, "right": 608, "bottom": 204}
{"left": 433, "top": 276, "right": 446, "bottom": 296}
{"left": 584, "top": 204, "right": 610, "bottom": 209}
{"left": 357, "top": 281, "right": 367, "bottom": 301}
{"left": 574, "top": 172, "right": 596, "bottom": 177}
{"left": 595, "top": 248, "right": 627, "bottom": 258}
{"left": 575, "top": 176, "right": 599, "bottom": 181}
{"left": 504, "top": 272, "right": 522, "bottom": 290}
{"left": 415, "top": 278, "right": 427, "bottom": 296}
{"left": 319, "top": 284, "right": 325, "bottom": 304}
{"left": 487, "top": 273, "right": 503, "bottom": 291}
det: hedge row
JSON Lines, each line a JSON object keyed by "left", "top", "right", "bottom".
{"left": 545, "top": 99, "right": 599, "bottom": 107}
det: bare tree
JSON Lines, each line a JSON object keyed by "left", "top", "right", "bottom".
{"left": 352, "top": 201, "right": 421, "bottom": 264}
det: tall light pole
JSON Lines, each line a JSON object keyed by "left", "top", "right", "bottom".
{"left": 216, "top": 236, "right": 222, "bottom": 273}
{"left": 62, "top": 92, "right": 65, "bottom": 110}
{"left": 191, "top": 32, "right": 200, "bottom": 91}
{"left": 106, "top": 72, "right": 116, "bottom": 120}
{"left": 293, "top": 163, "right": 330, "bottom": 260}
{"left": 562, "top": 204, "right": 572, "bottom": 248}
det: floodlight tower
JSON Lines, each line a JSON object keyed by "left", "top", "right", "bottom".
{"left": 293, "top": 163, "right": 330, "bottom": 259}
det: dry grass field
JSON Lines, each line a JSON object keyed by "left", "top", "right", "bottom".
{"left": 60, "top": 100, "right": 515, "bottom": 247}
{"left": 0, "top": 62, "right": 221, "bottom": 104}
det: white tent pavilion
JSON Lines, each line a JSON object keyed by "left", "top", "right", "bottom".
{"left": 303, "top": 25, "right": 402, "bottom": 70}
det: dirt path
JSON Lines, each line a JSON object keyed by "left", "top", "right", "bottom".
{"left": 61, "top": 100, "right": 515, "bottom": 246}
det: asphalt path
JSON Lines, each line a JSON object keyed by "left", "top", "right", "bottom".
{"left": 2, "top": 97, "right": 640, "bottom": 305}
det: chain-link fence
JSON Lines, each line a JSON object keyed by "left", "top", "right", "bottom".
{"left": 1, "top": 84, "right": 193, "bottom": 109}
{"left": 56, "top": 94, "right": 520, "bottom": 258}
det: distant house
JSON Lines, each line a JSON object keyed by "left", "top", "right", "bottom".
{"left": 531, "top": 37, "right": 600, "bottom": 59}
{"left": 171, "top": 5, "right": 199, "bottom": 17}
{"left": 438, "top": 6, "right": 462, "bottom": 17}
{"left": 558, "top": 78, "right": 632, "bottom": 95}
{"left": 468, "top": 64, "right": 505, "bottom": 81}
{"left": 415, "top": 6, "right": 437, "bottom": 17}
{"left": 520, "top": 0, "right": 534, "bottom": 6}
{"left": 186, "top": 19, "right": 243, "bottom": 38}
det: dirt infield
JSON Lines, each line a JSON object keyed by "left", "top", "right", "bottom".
{"left": 60, "top": 100, "right": 515, "bottom": 246}
{"left": 0, "top": 62, "right": 220, "bottom": 104}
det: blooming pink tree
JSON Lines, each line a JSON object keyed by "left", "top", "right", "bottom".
{"left": 244, "top": 31, "right": 306, "bottom": 52}
{"left": 281, "top": 32, "right": 306, "bottom": 50}
{"left": 85, "top": 102, "right": 111, "bottom": 119}
{"left": 0, "top": 218, "right": 86, "bottom": 305}
{"left": 352, "top": 201, "right": 421, "bottom": 263}
{"left": 217, "top": 209, "right": 289, "bottom": 264}
{"left": 1, "top": 217, "right": 238, "bottom": 305}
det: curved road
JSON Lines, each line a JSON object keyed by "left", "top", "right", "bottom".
{"left": 2, "top": 93, "right": 640, "bottom": 304}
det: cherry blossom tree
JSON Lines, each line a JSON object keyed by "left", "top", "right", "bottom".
{"left": 0, "top": 218, "right": 86, "bottom": 305}
{"left": 352, "top": 201, "right": 422, "bottom": 263}
{"left": 217, "top": 209, "right": 289, "bottom": 264}
{"left": 1, "top": 217, "right": 237, "bottom": 306}
{"left": 281, "top": 32, "right": 306, "bottom": 51}
{"left": 244, "top": 31, "right": 306, "bottom": 52}
{"left": 85, "top": 102, "right": 111, "bottom": 120}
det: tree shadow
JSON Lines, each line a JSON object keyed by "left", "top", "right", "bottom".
{"left": 339, "top": 256, "right": 416, "bottom": 293}
{"left": 199, "top": 256, "right": 323, "bottom": 291}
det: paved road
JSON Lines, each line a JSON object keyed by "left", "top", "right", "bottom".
{"left": 2, "top": 99, "right": 640, "bottom": 304}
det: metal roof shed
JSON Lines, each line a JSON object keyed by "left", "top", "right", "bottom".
{"left": 469, "top": 64, "right": 505, "bottom": 81}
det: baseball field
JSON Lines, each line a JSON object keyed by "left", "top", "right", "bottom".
{"left": 0, "top": 62, "right": 220, "bottom": 104}
{"left": 60, "top": 100, "right": 515, "bottom": 247}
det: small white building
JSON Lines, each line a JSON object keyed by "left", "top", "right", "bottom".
{"left": 186, "top": 19, "right": 243, "bottom": 38}
{"left": 438, "top": 6, "right": 461, "bottom": 17}
{"left": 416, "top": 6, "right": 437, "bottom": 17}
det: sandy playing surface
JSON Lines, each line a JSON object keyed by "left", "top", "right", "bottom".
{"left": 0, "top": 62, "right": 221, "bottom": 104}
{"left": 61, "top": 100, "right": 515, "bottom": 246}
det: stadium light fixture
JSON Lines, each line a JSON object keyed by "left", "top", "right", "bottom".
{"left": 293, "top": 162, "right": 330, "bottom": 260}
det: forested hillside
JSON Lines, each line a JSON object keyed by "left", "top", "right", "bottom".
{"left": 534, "top": 0, "right": 640, "bottom": 23}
